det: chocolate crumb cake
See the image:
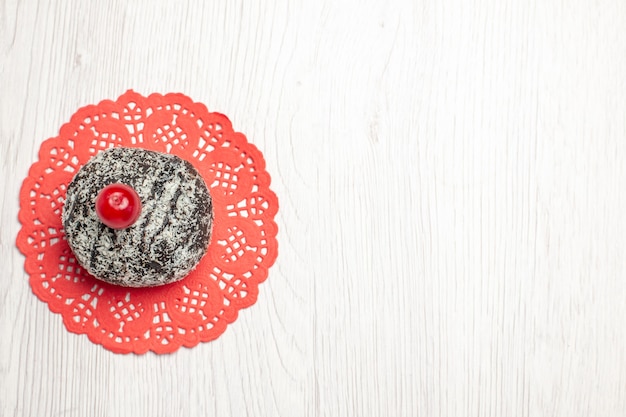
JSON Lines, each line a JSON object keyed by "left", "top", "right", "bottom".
{"left": 62, "top": 147, "right": 213, "bottom": 287}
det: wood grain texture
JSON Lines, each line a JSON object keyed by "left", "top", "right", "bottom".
{"left": 1, "top": 0, "right": 625, "bottom": 416}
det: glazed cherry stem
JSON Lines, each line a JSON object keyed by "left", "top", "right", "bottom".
{"left": 95, "top": 183, "right": 142, "bottom": 229}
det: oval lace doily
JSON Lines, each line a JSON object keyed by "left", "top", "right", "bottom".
{"left": 16, "top": 90, "right": 279, "bottom": 354}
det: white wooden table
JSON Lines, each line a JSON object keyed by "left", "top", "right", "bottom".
{"left": 1, "top": 1, "right": 625, "bottom": 416}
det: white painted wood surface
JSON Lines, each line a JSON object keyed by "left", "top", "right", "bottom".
{"left": 1, "top": 0, "right": 625, "bottom": 415}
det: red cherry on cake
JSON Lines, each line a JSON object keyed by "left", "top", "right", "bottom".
{"left": 95, "top": 183, "right": 142, "bottom": 229}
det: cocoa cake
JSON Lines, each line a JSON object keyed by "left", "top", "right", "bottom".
{"left": 62, "top": 147, "right": 213, "bottom": 287}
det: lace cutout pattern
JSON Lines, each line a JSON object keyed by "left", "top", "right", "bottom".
{"left": 16, "top": 91, "right": 279, "bottom": 354}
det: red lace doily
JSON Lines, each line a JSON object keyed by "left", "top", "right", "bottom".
{"left": 16, "top": 90, "right": 278, "bottom": 354}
